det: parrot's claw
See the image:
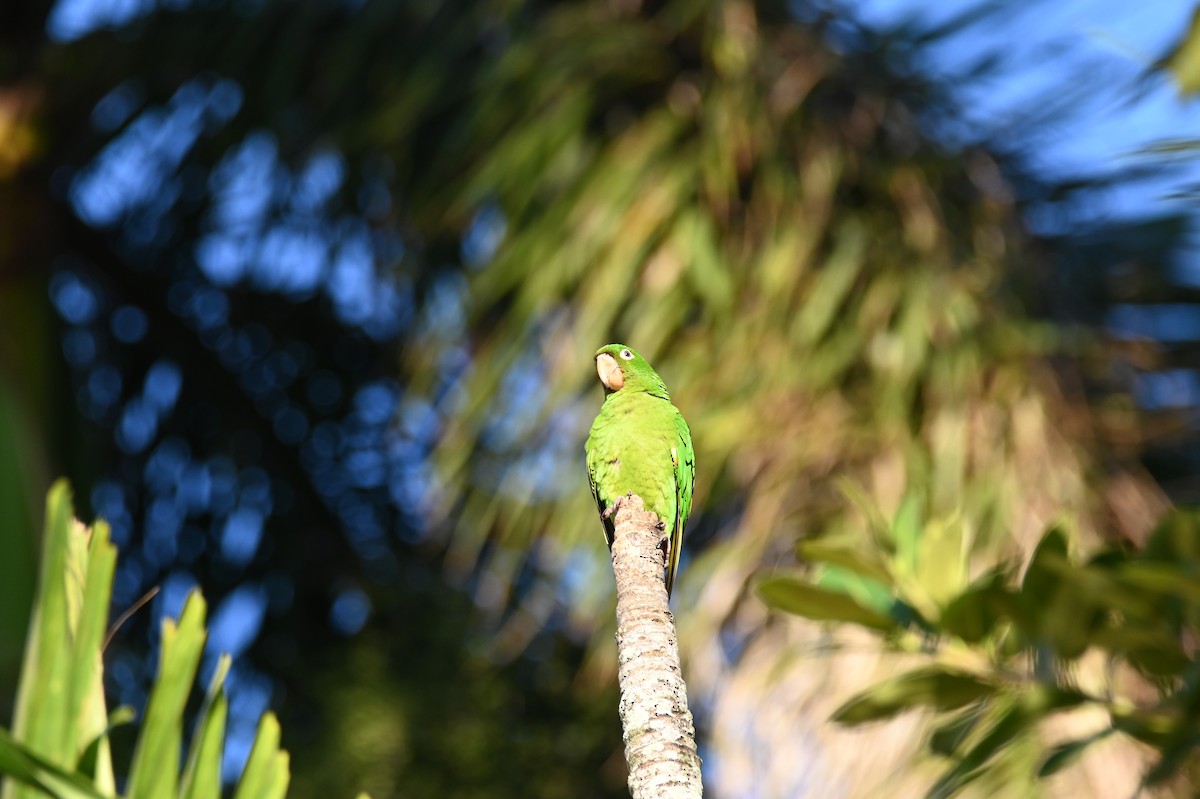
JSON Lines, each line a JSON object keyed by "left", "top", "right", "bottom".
{"left": 655, "top": 520, "right": 666, "bottom": 531}
{"left": 657, "top": 535, "right": 670, "bottom": 564}
{"left": 603, "top": 496, "right": 624, "bottom": 521}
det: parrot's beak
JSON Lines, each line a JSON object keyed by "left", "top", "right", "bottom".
{"left": 596, "top": 353, "right": 624, "bottom": 391}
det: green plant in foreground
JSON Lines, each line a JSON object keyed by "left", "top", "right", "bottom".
{"left": 0, "top": 480, "right": 370, "bottom": 799}
{"left": 760, "top": 488, "right": 1200, "bottom": 797}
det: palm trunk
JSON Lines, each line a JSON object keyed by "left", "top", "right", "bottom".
{"left": 609, "top": 494, "right": 703, "bottom": 799}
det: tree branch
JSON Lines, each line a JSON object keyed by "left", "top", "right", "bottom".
{"left": 609, "top": 494, "right": 702, "bottom": 799}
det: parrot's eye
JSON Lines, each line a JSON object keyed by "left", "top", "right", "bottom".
{"left": 620, "top": 349, "right": 633, "bottom": 360}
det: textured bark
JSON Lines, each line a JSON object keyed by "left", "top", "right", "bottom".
{"left": 609, "top": 494, "right": 703, "bottom": 799}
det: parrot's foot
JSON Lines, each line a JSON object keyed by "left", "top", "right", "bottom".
{"left": 655, "top": 520, "right": 666, "bottom": 531}
{"left": 603, "top": 495, "right": 624, "bottom": 521}
{"left": 604, "top": 491, "right": 636, "bottom": 521}
{"left": 657, "top": 535, "right": 670, "bottom": 565}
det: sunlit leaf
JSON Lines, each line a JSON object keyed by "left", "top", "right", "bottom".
{"left": 915, "top": 513, "right": 967, "bottom": 608}
{"left": 892, "top": 493, "right": 923, "bottom": 573}
{"left": 10, "top": 480, "right": 77, "bottom": 775}
{"left": 928, "top": 705, "right": 986, "bottom": 756}
{"left": 816, "top": 567, "right": 895, "bottom": 618}
{"left": 796, "top": 540, "right": 893, "bottom": 586}
{"left": 69, "top": 519, "right": 116, "bottom": 782}
{"left": 926, "top": 702, "right": 1031, "bottom": 799}
{"left": 927, "top": 685, "right": 1087, "bottom": 799}
{"left": 1115, "top": 561, "right": 1200, "bottom": 604}
{"left": 75, "top": 704, "right": 133, "bottom": 787}
{"left": 232, "top": 713, "right": 289, "bottom": 799}
{"left": 126, "top": 591, "right": 208, "bottom": 799}
{"left": 938, "top": 568, "right": 1015, "bottom": 643}
{"left": 0, "top": 729, "right": 109, "bottom": 799}
{"left": 832, "top": 666, "right": 997, "bottom": 724}
{"left": 757, "top": 576, "right": 897, "bottom": 631}
{"left": 1016, "top": 525, "right": 1107, "bottom": 658}
{"left": 180, "top": 654, "right": 232, "bottom": 799}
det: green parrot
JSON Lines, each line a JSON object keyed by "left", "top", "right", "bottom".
{"left": 585, "top": 344, "right": 695, "bottom": 597}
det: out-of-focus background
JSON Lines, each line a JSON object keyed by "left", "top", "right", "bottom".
{"left": 2, "top": 0, "right": 1199, "bottom": 796}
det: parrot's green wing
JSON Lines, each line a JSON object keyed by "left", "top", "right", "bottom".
{"left": 666, "top": 407, "right": 695, "bottom": 597}
{"left": 586, "top": 451, "right": 615, "bottom": 547}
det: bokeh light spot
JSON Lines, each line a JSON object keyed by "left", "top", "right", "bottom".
{"left": 50, "top": 271, "right": 101, "bottom": 324}
{"left": 144, "top": 360, "right": 183, "bottom": 414}
{"left": 116, "top": 398, "right": 158, "bottom": 453}
{"left": 208, "top": 584, "right": 267, "bottom": 658}
{"left": 329, "top": 587, "right": 370, "bottom": 636}
{"left": 221, "top": 507, "right": 264, "bottom": 567}
{"left": 111, "top": 305, "right": 149, "bottom": 343}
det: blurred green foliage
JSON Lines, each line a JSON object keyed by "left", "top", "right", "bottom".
{"left": 0, "top": 482, "right": 321, "bottom": 799}
{"left": 762, "top": 493, "right": 1200, "bottom": 796}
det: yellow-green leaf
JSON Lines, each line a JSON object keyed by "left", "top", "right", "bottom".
{"left": 0, "top": 728, "right": 109, "bottom": 799}
{"left": 796, "top": 540, "right": 893, "bottom": 586}
{"left": 126, "top": 591, "right": 208, "bottom": 799}
{"left": 232, "top": 713, "right": 289, "bottom": 799}
{"left": 832, "top": 666, "right": 997, "bottom": 724}
{"left": 757, "top": 576, "right": 897, "bottom": 631}
{"left": 180, "top": 654, "right": 232, "bottom": 799}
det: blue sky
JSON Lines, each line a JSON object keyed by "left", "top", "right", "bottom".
{"left": 851, "top": 0, "right": 1200, "bottom": 226}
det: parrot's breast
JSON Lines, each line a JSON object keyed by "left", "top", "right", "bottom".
{"left": 586, "top": 392, "right": 680, "bottom": 534}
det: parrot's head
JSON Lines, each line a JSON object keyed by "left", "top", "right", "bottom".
{"left": 594, "top": 344, "right": 670, "bottom": 398}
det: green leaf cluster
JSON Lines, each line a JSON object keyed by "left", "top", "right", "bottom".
{"left": 0, "top": 481, "right": 366, "bottom": 799}
{"left": 760, "top": 495, "right": 1200, "bottom": 795}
